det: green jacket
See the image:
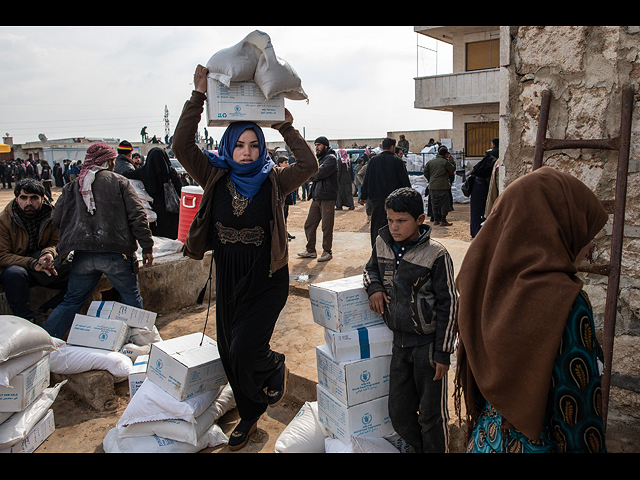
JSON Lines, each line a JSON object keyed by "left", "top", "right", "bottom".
{"left": 423, "top": 155, "right": 456, "bottom": 190}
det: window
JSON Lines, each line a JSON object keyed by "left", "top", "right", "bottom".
{"left": 465, "top": 122, "right": 499, "bottom": 157}
{"left": 466, "top": 39, "right": 499, "bottom": 71}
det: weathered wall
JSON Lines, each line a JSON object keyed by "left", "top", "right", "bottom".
{"left": 501, "top": 26, "right": 640, "bottom": 416}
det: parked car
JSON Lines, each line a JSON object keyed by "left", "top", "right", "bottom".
{"left": 170, "top": 158, "right": 186, "bottom": 175}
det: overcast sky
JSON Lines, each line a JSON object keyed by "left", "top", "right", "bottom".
{"left": 0, "top": 26, "right": 453, "bottom": 146}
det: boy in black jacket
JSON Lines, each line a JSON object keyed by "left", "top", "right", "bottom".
{"left": 363, "top": 187, "right": 457, "bottom": 453}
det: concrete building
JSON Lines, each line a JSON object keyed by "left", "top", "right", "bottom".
{"left": 414, "top": 26, "right": 500, "bottom": 167}
{"left": 419, "top": 26, "right": 640, "bottom": 431}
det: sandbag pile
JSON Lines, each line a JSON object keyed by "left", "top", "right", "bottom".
{"left": 0, "top": 316, "right": 66, "bottom": 453}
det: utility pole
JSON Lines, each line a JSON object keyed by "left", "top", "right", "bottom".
{"left": 164, "top": 105, "right": 170, "bottom": 139}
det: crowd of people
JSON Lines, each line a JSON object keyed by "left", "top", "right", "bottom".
{"left": 0, "top": 63, "right": 607, "bottom": 454}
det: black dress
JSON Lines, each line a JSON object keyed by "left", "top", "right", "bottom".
{"left": 212, "top": 174, "right": 288, "bottom": 421}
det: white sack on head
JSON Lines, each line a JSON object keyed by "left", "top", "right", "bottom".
{"left": 206, "top": 30, "right": 308, "bottom": 101}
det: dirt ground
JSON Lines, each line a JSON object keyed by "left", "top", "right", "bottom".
{"left": 3, "top": 184, "right": 639, "bottom": 453}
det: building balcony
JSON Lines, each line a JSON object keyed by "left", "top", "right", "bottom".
{"left": 414, "top": 68, "right": 500, "bottom": 111}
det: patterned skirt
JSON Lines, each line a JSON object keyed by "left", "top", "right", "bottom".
{"left": 467, "top": 291, "right": 607, "bottom": 453}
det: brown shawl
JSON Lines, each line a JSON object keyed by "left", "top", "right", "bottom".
{"left": 454, "top": 167, "right": 608, "bottom": 441}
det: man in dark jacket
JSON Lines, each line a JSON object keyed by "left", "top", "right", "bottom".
{"left": 114, "top": 140, "right": 136, "bottom": 175}
{"left": 298, "top": 136, "right": 338, "bottom": 262}
{"left": 360, "top": 137, "right": 411, "bottom": 247}
{"left": 43, "top": 143, "right": 153, "bottom": 339}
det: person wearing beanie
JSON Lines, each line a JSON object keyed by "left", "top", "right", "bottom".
{"left": 114, "top": 140, "right": 136, "bottom": 175}
{"left": 43, "top": 142, "right": 154, "bottom": 339}
{"left": 297, "top": 136, "right": 338, "bottom": 262}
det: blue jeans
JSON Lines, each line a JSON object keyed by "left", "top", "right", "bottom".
{"left": 43, "top": 252, "right": 143, "bottom": 339}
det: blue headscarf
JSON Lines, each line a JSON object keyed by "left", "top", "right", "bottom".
{"left": 204, "top": 122, "right": 274, "bottom": 201}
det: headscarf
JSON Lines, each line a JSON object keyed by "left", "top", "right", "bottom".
{"left": 204, "top": 122, "right": 273, "bottom": 202}
{"left": 337, "top": 148, "right": 350, "bottom": 165}
{"left": 454, "top": 167, "right": 608, "bottom": 441}
{"left": 78, "top": 142, "right": 117, "bottom": 214}
{"left": 137, "top": 147, "right": 172, "bottom": 197}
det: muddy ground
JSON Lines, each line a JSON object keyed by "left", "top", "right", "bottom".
{"left": 3, "top": 184, "right": 638, "bottom": 453}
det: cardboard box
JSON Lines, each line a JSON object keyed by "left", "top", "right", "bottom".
{"left": 316, "top": 344, "right": 391, "bottom": 407}
{"left": 324, "top": 323, "right": 393, "bottom": 363}
{"left": 87, "top": 301, "right": 157, "bottom": 330}
{"left": 146, "top": 333, "right": 227, "bottom": 402}
{"left": 128, "top": 355, "right": 148, "bottom": 399}
{"left": 66, "top": 314, "right": 130, "bottom": 352}
{"left": 206, "top": 78, "right": 285, "bottom": 127}
{"left": 0, "top": 355, "right": 50, "bottom": 412}
{"left": 309, "top": 276, "right": 384, "bottom": 333}
{"left": 316, "top": 384, "right": 393, "bottom": 444}
{"left": 0, "top": 409, "right": 55, "bottom": 453}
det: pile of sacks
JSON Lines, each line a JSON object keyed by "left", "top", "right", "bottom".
{"left": 206, "top": 30, "right": 308, "bottom": 102}
{"left": 104, "top": 380, "right": 234, "bottom": 453}
{"left": 103, "top": 332, "right": 235, "bottom": 453}
{"left": 0, "top": 316, "right": 66, "bottom": 453}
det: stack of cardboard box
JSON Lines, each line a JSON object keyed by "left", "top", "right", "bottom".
{"left": 309, "top": 275, "right": 395, "bottom": 446}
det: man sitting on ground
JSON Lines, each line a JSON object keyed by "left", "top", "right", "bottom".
{"left": 0, "top": 178, "right": 70, "bottom": 325}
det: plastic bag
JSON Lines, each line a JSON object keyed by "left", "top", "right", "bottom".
{"left": 206, "top": 30, "right": 308, "bottom": 101}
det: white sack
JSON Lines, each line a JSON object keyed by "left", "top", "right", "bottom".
{"left": 128, "top": 325, "right": 162, "bottom": 346}
{"left": 117, "top": 378, "right": 222, "bottom": 427}
{"left": 325, "top": 435, "right": 400, "bottom": 453}
{"left": 0, "top": 381, "right": 66, "bottom": 450}
{"left": 0, "top": 350, "right": 49, "bottom": 387}
{"left": 117, "top": 384, "right": 235, "bottom": 446}
{"left": 0, "top": 315, "right": 58, "bottom": 363}
{"left": 49, "top": 339, "right": 132, "bottom": 383}
{"left": 206, "top": 30, "right": 308, "bottom": 101}
{"left": 274, "top": 401, "right": 328, "bottom": 453}
{"left": 119, "top": 343, "right": 150, "bottom": 363}
{"left": 128, "top": 179, "right": 153, "bottom": 203}
{"left": 103, "top": 423, "right": 227, "bottom": 453}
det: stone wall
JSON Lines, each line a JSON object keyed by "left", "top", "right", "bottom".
{"left": 500, "top": 25, "right": 640, "bottom": 415}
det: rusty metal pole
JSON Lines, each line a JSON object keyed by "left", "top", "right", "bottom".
{"left": 601, "top": 84, "right": 635, "bottom": 429}
{"left": 533, "top": 90, "right": 552, "bottom": 171}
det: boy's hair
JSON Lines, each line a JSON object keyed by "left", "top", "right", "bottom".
{"left": 14, "top": 178, "right": 45, "bottom": 198}
{"left": 385, "top": 187, "right": 424, "bottom": 220}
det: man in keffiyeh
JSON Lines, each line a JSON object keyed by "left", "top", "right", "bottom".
{"left": 78, "top": 143, "right": 117, "bottom": 214}
{"left": 43, "top": 142, "right": 154, "bottom": 339}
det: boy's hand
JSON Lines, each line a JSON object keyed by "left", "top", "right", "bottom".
{"left": 433, "top": 362, "right": 449, "bottom": 381}
{"left": 369, "top": 291, "right": 389, "bottom": 315}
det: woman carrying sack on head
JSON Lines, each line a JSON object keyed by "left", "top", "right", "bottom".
{"left": 454, "top": 167, "right": 608, "bottom": 453}
{"left": 172, "top": 65, "right": 318, "bottom": 451}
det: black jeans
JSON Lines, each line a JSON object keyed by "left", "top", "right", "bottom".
{"left": 0, "top": 251, "right": 70, "bottom": 321}
{"left": 388, "top": 343, "right": 449, "bottom": 453}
